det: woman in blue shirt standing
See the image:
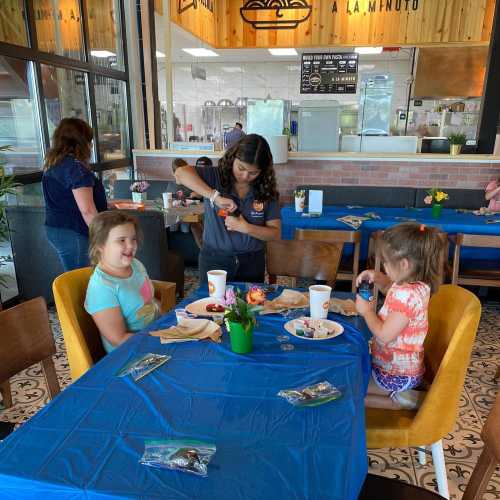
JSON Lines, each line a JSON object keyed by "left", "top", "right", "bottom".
{"left": 43, "top": 118, "right": 107, "bottom": 271}
{"left": 175, "top": 134, "right": 281, "bottom": 283}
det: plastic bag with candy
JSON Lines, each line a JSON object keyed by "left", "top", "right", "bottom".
{"left": 140, "top": 439, "right": 216, "bottom": 477}
{"left": 117, "top": 353, "right": 170, "bottom": 381}
{"left": 278, "top": 381, "right": 342, "bottom": 407}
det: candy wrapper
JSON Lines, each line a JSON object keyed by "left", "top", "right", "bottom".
{"left": 117, "top": 353, "right": 171, "bottom": 381}
{"left": 140, "top": 439, "right": 216, "bottom": 477}
{"left": 278, "top": 381, "right": 342, "bottom": 407}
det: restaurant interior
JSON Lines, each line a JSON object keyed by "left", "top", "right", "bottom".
{"left": 0, "top": 0, "right": 499, "bottom": 498}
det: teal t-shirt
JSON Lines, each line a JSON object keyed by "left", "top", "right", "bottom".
{"left": 85, "top": 259, "right": 159, "bottom": 353}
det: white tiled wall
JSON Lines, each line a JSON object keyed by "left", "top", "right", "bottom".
{"left": 158, "top": 55, "right": 414, "bottom": 139}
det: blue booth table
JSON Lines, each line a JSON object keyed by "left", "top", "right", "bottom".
{"left": 0, "top": 287, "right": 371, "bottom": 500}
{"left": 282, "top": 205, "right": 500, "bottom": 265}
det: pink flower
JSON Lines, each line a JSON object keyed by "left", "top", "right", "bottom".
{"left": 424, "top": 195, "right": 433, "bottom": 205}
{"left": 223, "top": 287, "right": 237, "bottom": 307}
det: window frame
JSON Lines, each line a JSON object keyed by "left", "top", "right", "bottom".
{"left": 0, "top": 0, "right": 134, "bottom": 184}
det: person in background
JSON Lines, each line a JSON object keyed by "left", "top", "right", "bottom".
{"left": 167, "top": 158, "right": 201, "bottom": 199}
{"left": 175, "top": 134, "right": 281, "bottom": 283}
{"left": 485, "top": 177, "right": 500, "bottom": 210}
{"left": 85, "top": 211, "right": 159, "bottom": 353}
{"left": 43, "top": 118, "right": 107, "bottom": 271}
{"left": 355, "top": 223, "right": 445, "bottom": 411}
{"left": 195, "top": 156, "right": 213, "bottom": 168}
{"left": 225, "top": 122, "right": 245, "bottom": 149}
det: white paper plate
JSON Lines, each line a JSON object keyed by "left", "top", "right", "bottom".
{"left": 186, "top": 297, "right": 225, "bottom": 317}
{"left": 284, "top": 317, "right": 344, "bottom": 340}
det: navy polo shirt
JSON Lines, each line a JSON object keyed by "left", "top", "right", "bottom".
{"left": 196, "top": 166, "right": 280, "bottom": 254}
{"left": 43, "top": 156, "right": 107, "bottom": 236}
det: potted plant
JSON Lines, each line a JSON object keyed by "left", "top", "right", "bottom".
{"left": 294, "top": 189, "right": 306, "bottom": 213}
{"left": 223, "top": 286, "right": 263, "bottom": 354}
{"left": 0, "top": 146, "right": 18, "bottom": 299}
{"left": 130, "top": 180, "right": 150, "bottom": 203}
{"left": 424, "top": 188, "right": 449, "bottom": 218}
{"left": 448, "top": 133, "right": 466, "bottom": 155}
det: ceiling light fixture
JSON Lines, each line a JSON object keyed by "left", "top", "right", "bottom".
{"left": 354, "top": 47, "right": 383, "bottom": 55}
{"left": 268, "top": 48, "right": 298, "bottom": 56}
{"left": 182, "top": 48, "right": 219, "bottom": 57}
{"left": 90, "top": 50, "right": 116, "bottom": 58}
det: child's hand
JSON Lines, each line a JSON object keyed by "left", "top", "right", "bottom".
{"left": 356, "top": 270, "right": 377, "bottom": 287}
{"left": 356, "top": 294, "right": 375, "bottom": 316}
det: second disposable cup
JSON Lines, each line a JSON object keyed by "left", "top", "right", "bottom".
{"left": 309, "top": 285, "right": 332, "bottom": 319}
{"left": 207, "top": 270, "right": 227, "bottom": 299}
{"left": 162, "top": 192, "right": 173, "bottom": 209}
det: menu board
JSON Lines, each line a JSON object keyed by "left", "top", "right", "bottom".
{"left": 300, "top": 53, "right": 358, "bottom": 94}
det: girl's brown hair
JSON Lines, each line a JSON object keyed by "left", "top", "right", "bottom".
{"left": 218, "top": 133, "right": 278, "bottom": 202}
{"left": 379, "top": 222, "right": 446, "bottom": 294}
{"left": 88, "top": 211, "right": 142, "bottom": 266}
{"left": 44, "top": 118, "right": 93, "bottom": 170}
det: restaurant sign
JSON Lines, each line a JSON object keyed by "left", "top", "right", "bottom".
{"left": 334, "top": 0, "right": 420, "bottom": 14}
{"left": 301, "top": 53, "right": 358, "bottom": 94}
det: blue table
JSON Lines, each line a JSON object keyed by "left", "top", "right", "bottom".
{"left": 282, "top": 205, "right": 500, "bottom": 265}
{"left": 0, "top": 287, "right": 371, "bottom": 500}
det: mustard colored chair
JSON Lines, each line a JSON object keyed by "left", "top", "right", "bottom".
{"left": 366, "top": 285, "right": 481, "bottom": 499}
{"left": 53, "top": 267, "right": 176, "bottom": 381}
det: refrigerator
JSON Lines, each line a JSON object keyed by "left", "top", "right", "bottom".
{"left": 298, "top": 101, "right": 340, "bottom": 152}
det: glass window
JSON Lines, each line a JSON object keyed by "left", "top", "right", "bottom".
{"left": 40, "top": 64, "right": 90, "bottom": 136}
{"left": 86, "top": 0, "right": 124, "bottom": 70}
{"left": 0, "top": 56, "right": 43, "bottom": 175}
{"left": 33, "top": 0, "right": 85, "bottom": 60}
{"left": 94, "top": 76, "right": 129, "bottom": 160}
{"left": 0, "top": 0, "right": 29, "bottom": 46}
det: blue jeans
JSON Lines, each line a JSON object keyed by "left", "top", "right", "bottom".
{"left": 45, "top": 226, "right": 89, "bottom": 272}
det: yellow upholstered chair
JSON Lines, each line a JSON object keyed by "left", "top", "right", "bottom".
{"left": 365, "top": 285, "right": 481, "bottom": 499}
{"left": 53, "top": 267, "right": 176, "bottom": 381}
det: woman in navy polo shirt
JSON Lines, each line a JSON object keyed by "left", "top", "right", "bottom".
{"left": 42, "top": 118, "right": 107, "bottom": 271}
{"left": 175, "top": 134, "right": 281, "bottom": 283}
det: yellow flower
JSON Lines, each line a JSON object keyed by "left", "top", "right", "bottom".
{"left": 435, "top": 191, "right": 448, "bottom": 203}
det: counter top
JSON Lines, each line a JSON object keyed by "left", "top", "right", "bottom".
{"left": 133, "top": 149, "right": 500, "bottom": 163}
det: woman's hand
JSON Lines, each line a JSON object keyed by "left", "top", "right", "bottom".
{"left": 215, "top": 195, "right": 238, "bottom": 212}
{"left": 225, "top": 215, "right": 249, "bottom": 234}
{"left": 356, "top": 295, "right": 375, "bottom": 316}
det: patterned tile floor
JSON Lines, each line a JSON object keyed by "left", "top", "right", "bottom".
{"left": 1, "top": 270, "right": 498, "bottom": 499}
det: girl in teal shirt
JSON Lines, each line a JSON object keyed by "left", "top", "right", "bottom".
{"left": 85, "top": 211, "right": 159, "bottom": 353}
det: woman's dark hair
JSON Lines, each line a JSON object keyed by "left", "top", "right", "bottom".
{"left": 44, "top": 118, "right": 93, "bottom": 169}
{"left": 89, "top": 211, "right": 142, "bottom": 266}
{"left": 379, "top": 222, "right": 446, "bottom": 294}
{"left": 172, "top": 158, "right": 188, "bottom": 173}
{"left": 218, "top": 133, "right": 278, "bottom": 202}
{"left": 196, "top": 156, "right": 213, "bottom": 167}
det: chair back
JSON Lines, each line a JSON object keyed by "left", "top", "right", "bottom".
{"left": 266, "top": 240, "right": 343, "bottom": 287}
{"left": 411, "top": 285, "right": 481, "bottom": 443}
{"left": 457, "top": 233, "right": 500, "bottom": 248}
{"left": 0, "top": 297, "right": 56, "bottom": 382}
{"left": 53, "top": 267, "right": 105, "bottom": 381}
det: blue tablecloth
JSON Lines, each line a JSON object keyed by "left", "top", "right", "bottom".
{"left": 282, "top": 205, "right": 500, "bottom": 265}
{"left": 0, "top": 287, "right": 371, "bottom": 500}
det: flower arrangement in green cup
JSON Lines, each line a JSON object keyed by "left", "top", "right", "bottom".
{"left": 223, "top": 286, "right": 262, "bottom": 330}
{"left": 424, "top": 188, "right": 449, "bottom": 206}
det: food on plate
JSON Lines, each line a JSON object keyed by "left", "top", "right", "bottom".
{"left": 294, "top": 318, "right": 333, "bottom": 339}
{"left": 206, "top": 303, "right": 225, "bottom": 313}
{"left": 329, "top": 298, "right": 358, "bottom": 316}
{"left": 246, "top": 286, "right": 266, "bottom": 305}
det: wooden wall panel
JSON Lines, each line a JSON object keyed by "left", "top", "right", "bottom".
{"left": 211, "top": 0, "right": 495, "bottom": 49}
{"left": 0, "top": 0, "right": 27, "bottom": 46}
{"left": 170, "top": 0, "right": 218, "bottom": 47}
{"left": 413, "top": 46, "right": 488, "bottom": 98}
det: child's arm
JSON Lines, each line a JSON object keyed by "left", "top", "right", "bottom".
{"left": 91, "top": 307, "right": 134, "bottom": 348}
{"left": 356, "top": 296, "right": 409, "bottom": 344}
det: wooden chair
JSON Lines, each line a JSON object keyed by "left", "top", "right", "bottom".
{"left": 362, "top": 392, "right": 500, "bottom": 500}
{"left": 0, "top": 297, "right": 60, "bottom": 409}
{"left": 266, "top": 240, "right": 343, "bottom": 287}
{"left": 53, "top": 267, "right": 176, "bottom": 381}
{"left": 450, "top": 233, "right": 500, "bottom": 287}
{"left": 366, "top": 285, "right": 482, "bottom": 499}
{"left": 294, "top": 229, "right": 361, "bottom": 292}
{"left": 368, "top": 230, "right": 449, "bottom": 302}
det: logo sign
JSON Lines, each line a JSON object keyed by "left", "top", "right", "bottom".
{"left": 240, "top": 0, "right": 312, "bottom": 30}
{"left": 301, "top": 52, "right": 358, "bottom": 94}
{"left": 178, "top": 0, "right": 214, "bottom": 15}
{"left": 332, "top": 0, "right": 420, "bottom": 14}
{"left": 253, "top": 201, "right": 264, "bottom": 212}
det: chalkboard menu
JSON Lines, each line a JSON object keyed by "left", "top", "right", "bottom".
{"left": 300, "top": 53, "right": 358, "bottom": 94}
